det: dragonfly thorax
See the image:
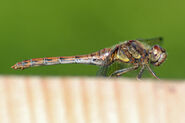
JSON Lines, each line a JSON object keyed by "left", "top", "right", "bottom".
{"left": 114, "top": 40, "right": 149, "bottom": 65}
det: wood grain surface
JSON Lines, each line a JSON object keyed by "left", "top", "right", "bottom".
{"left": 0, "top": 76, "right": 184, "bottom": 123}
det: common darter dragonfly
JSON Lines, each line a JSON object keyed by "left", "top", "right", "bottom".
{"left": 11, "top": 37, "right": 167, "bottom": 79}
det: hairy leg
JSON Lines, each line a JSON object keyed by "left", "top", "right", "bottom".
{"left": 146, "top": 64, "right": 160, "bottom": 80}
{"left": 137, "top": 65, "right": 145, "bottom": 79}
{"left": 111, "top": 65, "right": 139, "bottom": 77}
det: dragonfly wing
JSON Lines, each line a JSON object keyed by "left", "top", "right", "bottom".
{"left": 96, "top": 45, "right": 120, "bottom": 76}
{"left": 96, "top": 64, "right": 109, "bottom": 76}
{"left": 96, "top": 51, "right": 112, "bottom": 76}
{"left": 137, "top": 37, "right": 163, "bottom": 46}
{"left": 96, "top": 45, "right": 127, "bottom": 76}
{"left": 97, "top": 61, "right": 127, "bottom": 76}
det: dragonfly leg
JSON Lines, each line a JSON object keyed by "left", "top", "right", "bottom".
{"left": 110, "top": 65, "right": 139, "bottom": 77}
{"left": 146, "top": 64, "right": 160, "bottom": 80}
{"left": 136, "top": 65, "right": 145, "bottom": 80}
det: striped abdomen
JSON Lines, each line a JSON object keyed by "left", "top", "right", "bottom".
{"left": 11, "top": 48, "right": 111, "bottom": 70}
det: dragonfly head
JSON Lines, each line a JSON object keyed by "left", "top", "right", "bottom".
{"left": 149, "top": 45, "right": 167, "bottom": 66}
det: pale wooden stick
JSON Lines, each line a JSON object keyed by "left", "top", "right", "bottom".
{"left": 0, "top": 76, "right": 184, "bottom": 123}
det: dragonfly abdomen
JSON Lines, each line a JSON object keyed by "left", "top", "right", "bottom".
{"left": 11, "top": 49, "right": 110, "bottom": 70}
{"left": 11, "top": 57, "right": 60, "bottom": 70}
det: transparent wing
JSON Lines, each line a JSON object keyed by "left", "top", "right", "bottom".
{"left": 96, "top": 64, "right": 109, "bottom": 76}
{"left": 96, "top": 51, "right": 112, "bottom": 76}
{"left": 96, "top": 45, "right": 123, "bottom": 76}
{"left": 97, "top": 61, "right": 126, "bottom": 76}
{"left": 137, "top": 37, "right": 163, "bottom": 46}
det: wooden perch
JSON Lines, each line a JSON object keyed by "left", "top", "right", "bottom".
{"left": 0, "top": 76, "right": 184, "bottom": 123}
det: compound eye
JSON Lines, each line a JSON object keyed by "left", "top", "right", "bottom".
{"left": 153, "top": 45, "right": 161, "bottom": 54}
{"left": 149, "top": 45, "right": 161, "bottom": 63}
{"left": 153, "top": 45, "right": 160, "bottom": 50}
{"left": 150, "top": 45, "right": 167, "bottom": 66}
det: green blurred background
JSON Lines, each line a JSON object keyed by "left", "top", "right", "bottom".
{"left": 0, "top": 0, "right": 184, "bottom": 79}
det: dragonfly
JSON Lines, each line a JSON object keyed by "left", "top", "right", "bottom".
{"left": 11, "top": 37, "right": 167, "bottom": 79}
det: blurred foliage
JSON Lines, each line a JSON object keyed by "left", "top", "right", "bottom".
{"left": 0, "top": 0, "right": 185, "bottom": 79}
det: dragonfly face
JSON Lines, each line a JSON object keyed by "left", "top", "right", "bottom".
{"left": 149, "top": 45, "right": 167, "bottom": 66}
